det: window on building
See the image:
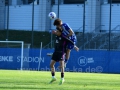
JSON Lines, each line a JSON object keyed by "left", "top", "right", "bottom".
{"left": 64, "top": 0, "right": 84, "bottom": 4}
{"left": 51, "top": 0, "right": 55, "bottom": 5}
{"left": 5, "top": 0, "right": 8, "bottom": 5}
{"left": 28, "top": 0, "right": 33, "bottom": 4}
{"left": 22, "top": 0, "right": 28, "bottom": 4}
{"left": 108, "top": 0, "right": 120, "bottom": 3}
{"left": 27, "top": 0, "right": 39, "bottom": 4}
{"left": 5, "top": 0, "right": 11, "bottom": 5}
{"left": 5, "top": 0, "right": 39, "bottom": 5}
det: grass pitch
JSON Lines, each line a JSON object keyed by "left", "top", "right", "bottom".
{"left": 0, "top": 70, "right": 120, "bottom": 90}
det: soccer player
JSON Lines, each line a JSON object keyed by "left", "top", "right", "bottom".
{"left": 49, "top": 30, "right": 67, "bottom": 85}
{"left": 53, "top": 18, "right": 79, "bottom": 67}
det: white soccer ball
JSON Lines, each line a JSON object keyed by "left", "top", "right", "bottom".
{"left": 48, "top": 12, "right": 56, "bottom": 19}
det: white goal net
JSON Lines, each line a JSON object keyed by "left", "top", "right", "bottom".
{"left": 0, "top": 41, "right": 30, "bottom": 70}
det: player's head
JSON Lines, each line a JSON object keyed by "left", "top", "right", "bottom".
{"left": 55, "top": 30, "right": 61, "bottom": 36}
{"left": 53, "top": 18, "right": 62, "bottom": 27}
{"left": 56, "top": 26, "right": 62, "bottom": 32}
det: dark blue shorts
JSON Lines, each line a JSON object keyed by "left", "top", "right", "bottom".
{"left": 67, "top": 40, "right": 77, "bottom": 50}
{"left": 67, "top": 42, "right": 74, "bottom": 50}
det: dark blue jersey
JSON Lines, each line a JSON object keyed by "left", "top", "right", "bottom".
{"left": 61, "top": 23, "right": 77, "bottom": 44}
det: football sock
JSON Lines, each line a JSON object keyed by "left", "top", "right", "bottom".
{"left": 52, "top": 72, "right": 55, "bottom": 78}
{"left": 61, "top": 73, "right": 64, "bottom": 78}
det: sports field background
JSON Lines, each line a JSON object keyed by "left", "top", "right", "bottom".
{"left": 0, "top": 70, "right": 120, "bottom": 90}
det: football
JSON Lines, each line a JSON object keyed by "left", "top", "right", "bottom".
{"left": 48, "top": 12, "right": 56, "bottom": 19}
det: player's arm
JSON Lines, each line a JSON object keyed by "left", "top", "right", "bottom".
{"left": 62, "top": 35, "right": 74, "bottom": 45}
{"left": 52, "top": 30, "right": 61, "bottom": 36}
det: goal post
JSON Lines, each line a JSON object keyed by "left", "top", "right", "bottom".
{"left": 0, "top": 41, "right": 24, "bottom": 70}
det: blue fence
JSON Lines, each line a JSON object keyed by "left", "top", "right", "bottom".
{"left": 0, "top": 48, "right": 120, "bottom": 73}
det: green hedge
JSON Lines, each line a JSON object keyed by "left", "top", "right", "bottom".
{"left": 0, "top": 30, "right": 52, "bottom": 48}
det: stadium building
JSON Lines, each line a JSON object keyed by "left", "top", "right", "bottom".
{"left": 0, "top": 0, "right": 120, "bottom": 32}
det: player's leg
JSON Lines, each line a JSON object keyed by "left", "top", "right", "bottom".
{"left": 64, "top": 42, "right": 74, "bottom": 67}
{"left": 64, "top": 48, "right": 71, "bottom": 68}
{"left": 50, "top": 60, "right": 56, "bottom": 78}
{"left": 74, "top": 45, "right": 79, "bottom": 51}
{"left": 65, "top": 48, "right": 71, "bottom": 61}
{"left": 73, "top": 37, "right": 79, "bottom": 51}
{"left": 59, "top": 60, "right": 64, "bottom": 78}
{"left": 59, "top": 60, "right": 65, "bottom": 85}
{"left": 58, "top": 52, "right": 65, "bottom": 85}
{"left": 49, "top": 60, "right": 56, "bottom": 83}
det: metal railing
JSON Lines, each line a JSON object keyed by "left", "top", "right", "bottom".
{"left": 98, "top": 25, "right": 120, "bottom": 49}
{"left": 79, "top": 25, "right": 104, "bottom": 49}
{"left": 74, "top": 26, "right": 83, "bottom": 32}
{"left": 43, "top": 41, "right": 54, "bottom": 49}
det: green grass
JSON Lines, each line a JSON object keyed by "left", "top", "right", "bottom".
{"left": 0, "top": 70, "right": 120, "bottom": 90}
